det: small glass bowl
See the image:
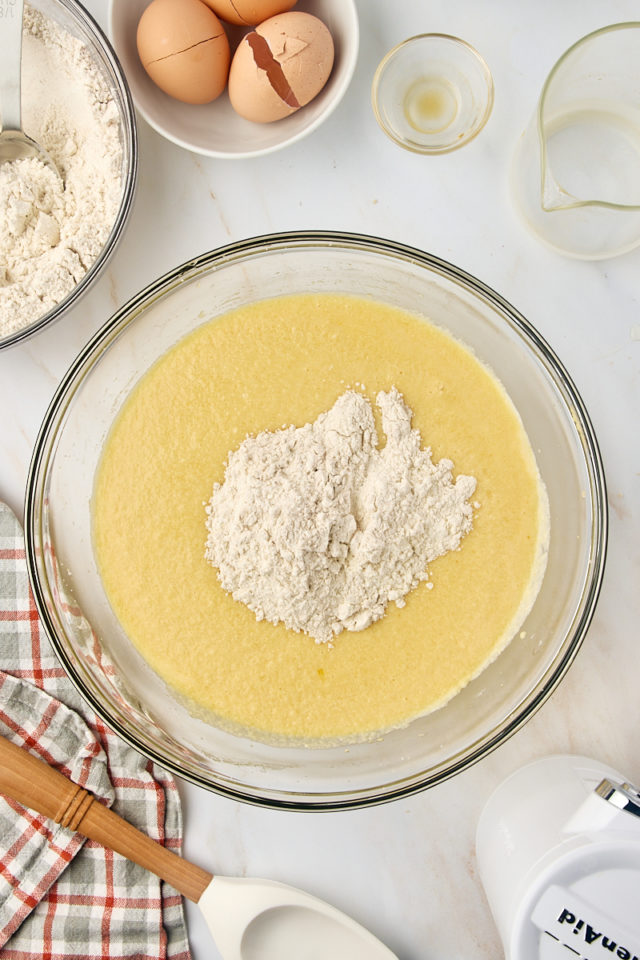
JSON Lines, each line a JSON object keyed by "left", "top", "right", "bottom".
{"left": 372, "top": 34, "right": 494, "bottom": 154}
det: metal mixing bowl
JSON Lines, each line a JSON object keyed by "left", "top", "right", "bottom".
{"left": 25, "top": 232, "right": 607, "bottom": 810}
{"left": 0, "top": 0, "right": 137, "bottom": 350}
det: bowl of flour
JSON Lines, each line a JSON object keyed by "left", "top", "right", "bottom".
{"left": 0, "top": 0, "right": 137, "bottom": 349}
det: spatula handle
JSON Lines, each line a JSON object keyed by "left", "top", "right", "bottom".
{"left": 0, "top": 734, "right": 212, "bottom": 902}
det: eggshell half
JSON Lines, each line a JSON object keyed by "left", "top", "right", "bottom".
{"left": 137, "top": 0, "right": 230, "bottom": 104}
{"left": 201, "top": 0, "right": 297, "bottom": 27}
{"left": 228, "top": 11, "right": 334, "bottom": 123}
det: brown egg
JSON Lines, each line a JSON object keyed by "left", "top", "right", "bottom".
{"left": 201, "top": 0, "right": 297, "bottom": 27}
{"left": 137, "top": 0, "right": 230, "bottom": 104}
{"left": 228, "top": 12, "right": 334, "bottom": 123}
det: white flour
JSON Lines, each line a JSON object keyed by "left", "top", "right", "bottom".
{"left": 205, "top": 388, "right": 477, "bottom": 644}
{"left": 0, "top": 5, "right": 123, "bottom": 338}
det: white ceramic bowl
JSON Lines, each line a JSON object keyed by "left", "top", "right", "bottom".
{"left": 108, "top": 0, "right": 358, "bottom": 158}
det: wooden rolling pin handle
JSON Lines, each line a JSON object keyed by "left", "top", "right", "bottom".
{"left": 58, "top": 781, "right": 96, "bottom": 831}
{"left": 0, "top": 735, "right": 212, "bottom": 903}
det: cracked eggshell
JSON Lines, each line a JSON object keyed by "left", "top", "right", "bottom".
{"left": 228, "top": 11, "right": 334, "bottom": 123}
{"left": 136, "top": 0, "right": 230, "bottom": 104}
{"left": 201, "top": 0, "right": 297, "bottom": 27}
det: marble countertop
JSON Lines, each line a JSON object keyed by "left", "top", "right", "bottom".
{"left": 1, "top": 1, "right": 639, "bottom": 957}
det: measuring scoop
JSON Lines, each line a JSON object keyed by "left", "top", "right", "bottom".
{"left": 0, "top": 735, "right": 397, "bottom": 960}
{"left": 0, "top": 0, "right": 60, "bottom": 175}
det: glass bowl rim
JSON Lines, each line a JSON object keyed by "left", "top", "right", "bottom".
{"left": 24, "top": 230, "right": 608, "bottom": 810}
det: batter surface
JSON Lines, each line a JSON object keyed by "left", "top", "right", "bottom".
{"left": 92, "top": 294, "right": 548, "bottom": 742}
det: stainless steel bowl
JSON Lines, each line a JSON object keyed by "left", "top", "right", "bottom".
{"left": 25, "top": 232, "right": 607, "bottom": 810}
{"left": 0, "top": 0, "right": 137, "bottom": 350}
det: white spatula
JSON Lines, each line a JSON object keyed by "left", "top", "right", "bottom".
{"left": 0, "top": 735, "right": 398, "bottom": 959}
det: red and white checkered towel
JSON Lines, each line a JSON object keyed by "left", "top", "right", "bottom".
{"left": 0, "top": 501, "right": 192, "bottom": 960}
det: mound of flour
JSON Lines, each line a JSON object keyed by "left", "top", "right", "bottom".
{"left": 205, "top": 388, "right": 477, "bottom": 644}
{"left": 0, "top": 5, "right": 123, "bottom": 338}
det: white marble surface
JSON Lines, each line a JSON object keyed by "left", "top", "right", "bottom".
{"left": 1, "top": 1, "right": 639, "bottom": 958}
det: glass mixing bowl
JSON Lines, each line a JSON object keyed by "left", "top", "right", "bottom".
{"left": 25, "top": 232, "right": 607, "bottom": 810}
{"left": 0, "top": 0, "right": 137, "bottom": 350}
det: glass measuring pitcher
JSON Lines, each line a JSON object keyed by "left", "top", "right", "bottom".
{"left": 511, "top": 23, "right": 640, "bottom": 260}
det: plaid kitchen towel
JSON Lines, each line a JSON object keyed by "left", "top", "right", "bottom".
{"left": 0, "top": 502, "right": 192, "bottom": 960}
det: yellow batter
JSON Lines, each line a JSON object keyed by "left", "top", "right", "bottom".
{"left": 92, "top": 294, "right": 548, "bottom": 743}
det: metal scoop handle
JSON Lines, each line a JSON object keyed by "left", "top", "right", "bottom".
{"left": 0, "top": 0, "right": 24, "bottom": 133}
